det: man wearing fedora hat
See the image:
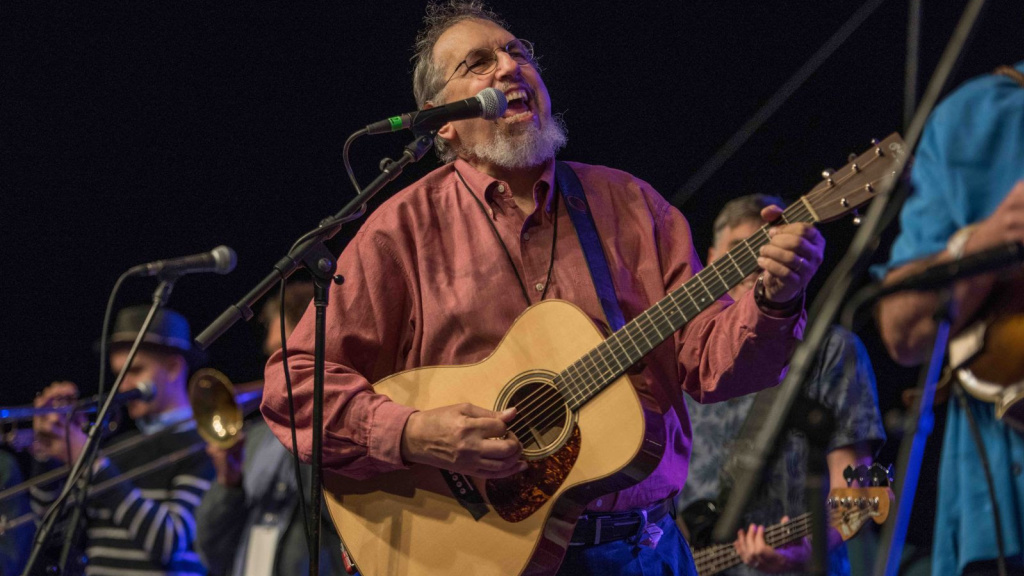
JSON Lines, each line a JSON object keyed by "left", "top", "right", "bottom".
{"left": 30, "top": 305, "right": 215, "bottom": 576}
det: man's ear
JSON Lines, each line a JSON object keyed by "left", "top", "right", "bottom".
{"left": 707, "top": 246, "right": 717, "bottom": 265}
{"left": 424, "top": 101, "right": 457, "bottom": 143}
{"left": 163, "top": 354, "right": 188, "bottom": 383}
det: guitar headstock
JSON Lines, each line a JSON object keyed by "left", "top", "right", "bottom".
{"left": 801, "top": 133, "right": 908, "bottom": 224}
{"left": 828, "top": 486, "right": 894, "bottom": 540}
{"left": 829, "top": 463, "right": 895, "bottom": 541}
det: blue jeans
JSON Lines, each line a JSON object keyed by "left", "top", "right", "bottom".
{"left": 556, "top": 514, "right": 697, "bottom": 575}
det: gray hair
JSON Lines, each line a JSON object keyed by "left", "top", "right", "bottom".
{"left": 412, "top": 1, "right": 508, "bottom": 162}
{"left": 712, "top": 194, "right": 786, "bottom": 247}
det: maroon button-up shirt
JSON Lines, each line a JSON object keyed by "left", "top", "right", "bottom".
{"left": 262, "top": 157, "right": 803, "bottom": 511}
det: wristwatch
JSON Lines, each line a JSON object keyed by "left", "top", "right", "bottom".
{"left": 753, "top": 275, "right": 803, "bottom": 314}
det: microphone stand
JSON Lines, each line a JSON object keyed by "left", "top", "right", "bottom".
{"left": 709, "top": 0, "right": 992, "bottom": 572}
{"left": 22, "top": 279, "right": 176, "bottom": 576}
{"left": 874, "top": 292, "right": 951, "bottom": 576}
{"left": 196, "top": 132, "right": 434, "bottom": 576}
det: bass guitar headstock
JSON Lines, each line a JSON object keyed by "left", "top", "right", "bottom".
{"left": 830, "top": 463, "right": 895, "bottom": 541}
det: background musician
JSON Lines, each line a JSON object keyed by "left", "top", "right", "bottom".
{"left": 875, "top": 61, "right": 1024, "bottom": 575}
{"left": 30, "top": 306, "right": 214, "bottom": 576}
{"left": 196, "top": 280, "right": 343, "bottom": 576}
{"left": 679, "top": 194, "right": 885, "bottom": 575}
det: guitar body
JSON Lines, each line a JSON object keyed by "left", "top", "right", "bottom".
{"left": 323, "top": 300, "right": 665, "bottom": 576}
{"left": 951, "top": 313, "right": 1024, "bottom": 431}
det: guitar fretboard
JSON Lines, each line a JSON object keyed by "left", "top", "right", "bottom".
{"left": 556, "top": 200, "right": 816, "bottom": 409}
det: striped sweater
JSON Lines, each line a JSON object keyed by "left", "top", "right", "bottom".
{"left": 31, "top": 421, "right": 214, "bottom": 576}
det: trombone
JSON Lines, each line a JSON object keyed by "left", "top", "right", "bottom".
{"left": 0, "top": 369, "right": 262, "bottom": 534}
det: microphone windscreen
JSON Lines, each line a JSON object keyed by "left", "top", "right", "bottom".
{"left": 136, "top": 381, "right": 157, "bottom": 401}
{"left": 477, "top": 88, "right": 508, "bottom": 121}
{"left": 211, "top": 245, "right": 238, "bottom": 275}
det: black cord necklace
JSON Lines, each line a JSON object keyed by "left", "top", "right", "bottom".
{"left": 454, "top": 167, "right": 558, "bottom": 307}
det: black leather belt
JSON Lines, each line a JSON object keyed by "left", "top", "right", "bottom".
{"left": 568, "top": 498, "right": 674, "bottom": 547}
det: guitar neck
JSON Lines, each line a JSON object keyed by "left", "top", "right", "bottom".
{"left": 557, "top": 200, "right": 818, "bottom": 408}
{"left": 693, "top": 512, "right": 812, "bottom": 576}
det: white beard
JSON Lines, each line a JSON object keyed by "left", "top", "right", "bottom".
{"left": 462, "top": 114, "right": 568, "bottom": 169}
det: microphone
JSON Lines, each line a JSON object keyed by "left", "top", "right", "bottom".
{"left": 104, "top": 381, "right": 157, "bottom": 407}
{"left": 365, "top": 87, "right": 508, "bottom": 135}
{"left": 128, "top": 245, "right": 237, "bottom": 279}
{"left": 880, "top": 242, "right": 1024, "bottom": 295}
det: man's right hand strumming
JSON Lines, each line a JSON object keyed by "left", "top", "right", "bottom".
{"left": 400, "top": 404, "right": 527, "bottom": 478}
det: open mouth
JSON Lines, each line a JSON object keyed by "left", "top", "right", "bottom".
{"left": 503, "top": 88, "right": 532, "bottom": 120}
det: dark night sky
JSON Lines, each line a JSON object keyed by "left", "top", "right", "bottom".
{"left": 3, "top": 0, "right": 1021, "bottom": 551}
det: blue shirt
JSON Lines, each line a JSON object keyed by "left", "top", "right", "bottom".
{"left": 877, "top": 60, "right": 1024, "bottom": 575}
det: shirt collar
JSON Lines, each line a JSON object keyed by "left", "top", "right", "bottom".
{"left": 452, "top": 157, "right": 558, "bottom": 217}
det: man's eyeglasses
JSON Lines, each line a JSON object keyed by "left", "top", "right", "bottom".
{"left": 442, "top": 39, "right": 536, "bottom": 89}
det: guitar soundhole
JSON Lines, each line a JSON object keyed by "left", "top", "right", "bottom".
{"left": 498, "top": 373, "right": 575, "bottom": 458}
{"left": 486, "top": 372, "right": 581, "bottom": 523}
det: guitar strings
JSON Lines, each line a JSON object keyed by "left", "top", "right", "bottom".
{"left": 692, "top": 508, "right": 873, "bottom": 573}
{"left": 504, "top": 224, "right": 777, "bottom": 440}
{"left": 505, "top": 216, "right": 791, "bottom": 440}
{"left": 506, "top": 207, "right": 799, "bottom": 440}
{"left": 503, "top": 163, "right": 893, "bottom": 451}
{"left": 508, "top": 157, "right": 895, "bottom": 440}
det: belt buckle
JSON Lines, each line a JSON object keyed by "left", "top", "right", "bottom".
{"left": 626, "top": 508, "right": 649, "bottom": 544}
{"left": 631, "top": 506, "right": 665, "bottom": 550}
{"left": 587, "top": 511, "right": 621, "bottom": 547}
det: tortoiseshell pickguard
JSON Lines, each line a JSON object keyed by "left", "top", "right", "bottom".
{"left": 485, "top": 425, "right": 581, "bottom": 523}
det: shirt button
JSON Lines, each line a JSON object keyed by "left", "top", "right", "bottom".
{"left": 596, "top": 499, "right": 603, "bottom": 507}
{"left": 497, "top": 184, "right": 506, "bottom": 193}
{"left": 535, "top": 282, "right": 545, "bottom": 292}
{"left": 523, "top": 232, "right": 531, "bottom": 241}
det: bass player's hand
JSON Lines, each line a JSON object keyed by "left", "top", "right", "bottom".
{"left": 400, "top": 404, "right": 527, "bottom": 478}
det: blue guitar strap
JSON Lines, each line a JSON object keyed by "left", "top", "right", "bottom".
{"left": 556, "top": 162, "right": 626, "bottom": 332}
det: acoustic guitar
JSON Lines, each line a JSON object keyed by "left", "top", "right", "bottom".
{"left": 322, "top": 134, "right": 908, "bottom": 576}
{"left": 687, "top": 464, "right": 893, "bottom": 575}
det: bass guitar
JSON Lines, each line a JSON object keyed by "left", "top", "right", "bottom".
{"left": 688, "top": 464, "right": 893, "bottom": 575}
{"left": 323, "top": 134, "right": 907, "bottom": 576}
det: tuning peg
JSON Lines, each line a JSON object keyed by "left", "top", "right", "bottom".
{"left": 867, "top": 462, "right": 893, "bottom": 486}
{"left": 851, "top": 209, "right": 862, "bottom": 226}
{"left": 847, "top": 153, "right": 858, "bottom": 163}
{"left": 843, "top": 465, "right": 856, "bottom": 486}
{"left": 870, "top": 138, "right": 880, "bottom": 146}
{"left": 822, "top": 168, "right": 836, "bottom": 187}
